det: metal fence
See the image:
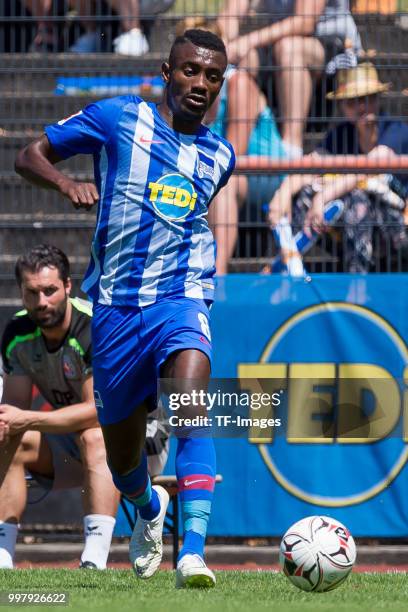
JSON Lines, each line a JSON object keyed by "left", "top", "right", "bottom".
{"left": 0, "top": 0, "right": 407, "bottom": 299}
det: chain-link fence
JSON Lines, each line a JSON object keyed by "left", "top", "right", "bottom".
{"left": 0, "top": 1, "right": 407, "bottom": 316}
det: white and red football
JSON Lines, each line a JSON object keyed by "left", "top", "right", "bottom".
{"left": 279, "top": 515, "right": 357, "bottom": 592}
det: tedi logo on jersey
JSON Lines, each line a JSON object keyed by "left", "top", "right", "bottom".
{"left": 147, "top": 173, "right": 197, "bottom": 222}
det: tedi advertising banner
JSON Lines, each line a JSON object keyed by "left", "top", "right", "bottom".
{"left": 207, "top": 274, "right": 408, "bottom": 536}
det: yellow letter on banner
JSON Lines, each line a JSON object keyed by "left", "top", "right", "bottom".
{"left": 237, "top": 364, "right": 286, "bottom": 443}
{"left": 287, "top": 363, "right": 336, "bottom": 443}
{"left": 337, "top": 364, "right": 400, "bottom": 443}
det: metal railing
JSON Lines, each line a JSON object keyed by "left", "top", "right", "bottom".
{"left": 0, "top": 2, "right": 407, "bottom": 278}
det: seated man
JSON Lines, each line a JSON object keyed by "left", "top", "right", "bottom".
{"left": 0, "top": 244, "right": 169, "bottom": 569}
{"left": 267, "top": 63, "right": 408, "bottom": 274}
{"left": 218, "top": 0, "right": 362, "bottom": 156}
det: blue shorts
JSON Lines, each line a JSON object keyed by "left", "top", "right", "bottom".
{"left": 92, "top": 297, "right": 212, "bottom": 425}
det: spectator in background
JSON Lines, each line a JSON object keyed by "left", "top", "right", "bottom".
{"left": 267, "top": 63, "right": 408, "bottom": 274}
{"left": 176, "top": 18, "right": 287, "bottom": 275}
{"left": 70, "top": 0, "right": 176, "bottom": 54}
{"left": 22, "top": 0, "right": 175, "bottom": 54}
{"left": 70, "top": 0, "right": 149, "bottom": 54}
{"left": 22, "top": 0, "right": 55, "bottom": 51}
{"left": 218, "top": 0, "right": 362, "bottom": 157}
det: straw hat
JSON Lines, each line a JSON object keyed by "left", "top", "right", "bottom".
{"left": 327, "top": 62, "right": 391, "bottom": 100}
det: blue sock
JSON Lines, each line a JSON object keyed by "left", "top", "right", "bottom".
{"left": 109, "top": 451, "right": 160, "bottom": 520}
{"left": 182, "top": 530, "right": 205, "bottom": 559}
{"left": 138, "top": 488, "right": 160, "bottom": 520}
{"left": 176, "top": 437, "right": 216, "bottom": 561}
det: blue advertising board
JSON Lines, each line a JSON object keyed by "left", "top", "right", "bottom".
{"left": 116, "top": 274, "right": 408, "bottom": 537}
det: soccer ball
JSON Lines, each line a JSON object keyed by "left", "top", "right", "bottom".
{"left": 279, "top": 515, "right": 356, "bottom": 592}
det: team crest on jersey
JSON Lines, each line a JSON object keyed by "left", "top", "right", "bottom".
{"left": 197, "top": 149, "right": 215, "bottom": 178}
{"left": 62, "top": 353, "right": 79, "bottom": 380}
{"left": 147, "top": 173, "right": 198, "bottom": 222}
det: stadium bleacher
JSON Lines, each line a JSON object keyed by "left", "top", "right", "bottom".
{"left": 0, "top": 3, "right": 407, "bottom": 331}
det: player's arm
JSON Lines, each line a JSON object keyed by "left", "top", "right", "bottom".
{"left": 1, "top": 373, "right": 32, "bottom": 411}
{"left": 0, "top": 373, "right": 33, "bottom": 444}
{"left": 228, "top": 0, "right": 325, "bottom": 64}
{"left": 15, "top": 135, "right": 98, "bottom": 210}
{"left": 258, "top": 0, "right": 325, "bottom": 43}
{"left": 0, "top": 376, "right": 98, "bottom": 436}
{"left": 29, "top": 375, "right": 98, "bottom": 433}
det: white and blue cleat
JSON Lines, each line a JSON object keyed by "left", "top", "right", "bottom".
{"left": 129, "top": 485, "right": 169, "bottom": 579}
{"left": 176, "top": 554, "right": 216, "bottom": 588}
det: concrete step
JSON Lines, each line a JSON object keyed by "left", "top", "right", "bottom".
{"left": 355, "top": 13, "right": 408, "bottom": 54}
{"left": 0, "top": 225, "right": 93, "bottom": 260}
{"left": 0, "top": 53, "right": 164, "bottom": 94}
{"left": 0, "top": 178, "right": 96, "bottom": 216}
{"left": 0, "top": 251, "right": 90, "bottom": 277}
{"left": 0, "top": 135, "right": 93, "bottom": 174}
{"left": 372, "top": 63, "right": 408, "bottom": 91}
{"left": 0, "top": 94, "right": 101, "bottom": 126}
{"left": 0, "top": 213, "right": 95, "bottom": 226}
{"left": 0, "top": 277, "right": 86, "bottom": 302}
{"left": 0, "top": 89, "right": 162, "bottom": 126}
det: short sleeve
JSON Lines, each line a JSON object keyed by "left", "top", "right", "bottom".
{"left": 71, "top": 304, "right": 93, "bottom": 377}
{"left": 1, "top": 327, "right": 26, "bottom": 376}
{"left": 207, "top": 139, "right": 235, "bottom": 207}
{"left": 83, "top": 343, "right": 93, "bottom": 377}
{"left": 218, "top": 141, "right": 236, "bottom": 191}
{"left": 45, "top": 96, "right": 125, "bottom": 159}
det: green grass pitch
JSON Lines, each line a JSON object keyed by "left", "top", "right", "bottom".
{"left": 0, "top": 570, "right": 407, "bottom": 612}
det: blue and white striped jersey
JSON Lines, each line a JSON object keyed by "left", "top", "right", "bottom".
{"left": 45, "top": 95, "right": 235, "bottom": 306}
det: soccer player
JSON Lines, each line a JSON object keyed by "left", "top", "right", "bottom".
{"left": 15, "top": 29, "right": 235, "bottom": 587}
{"left": 0, "top": 244, "right": 169, "bottom": 570}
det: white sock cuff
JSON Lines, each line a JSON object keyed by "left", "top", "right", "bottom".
{"left": 0, "top": 521, "right": 19, "bottom": 534}
{"left": 0, "top": 522, "right": 19, "bottom": 569}
{"left": 83, "top": 514, "right": 116, "bottom": 526}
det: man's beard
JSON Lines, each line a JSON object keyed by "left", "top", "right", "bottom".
{"left": 28, "top": 296, "right": 68, "bottom": 329}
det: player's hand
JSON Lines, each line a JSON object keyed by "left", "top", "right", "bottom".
{"left": 268, "top": 196, "right": 292, "bottom": 228}
{"left": 0, "top": 404, "right": 31, "bottom": 436}
{"left": 58, "top": 178, "right": 99, "bottom": 210}
{"left": 303, "top": 195, "right": 326, "bottom": 238}
{"left": 0, "top": 421, "right": 10, "bottom": 446}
